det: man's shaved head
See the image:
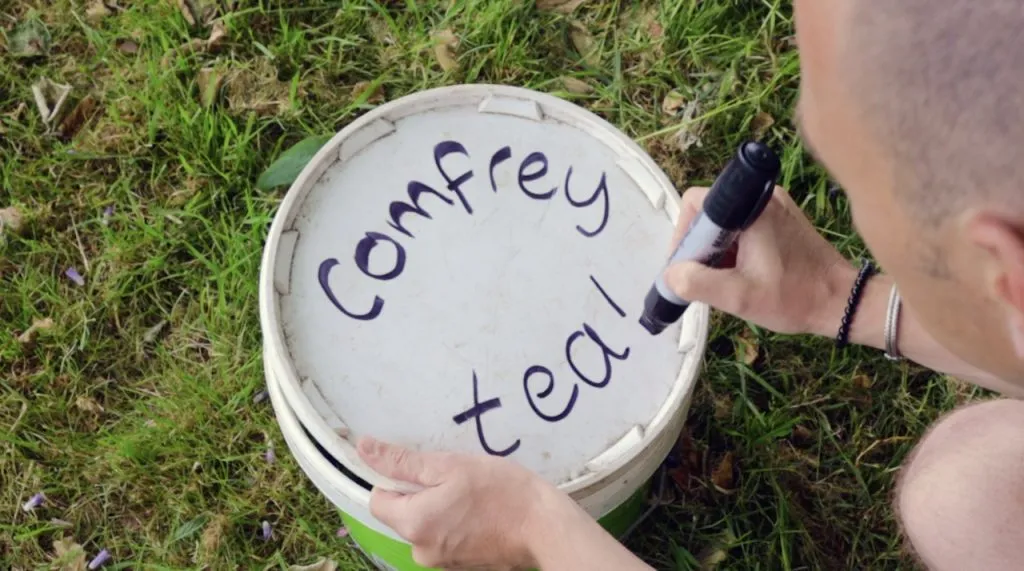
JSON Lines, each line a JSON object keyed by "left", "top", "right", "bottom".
{"left": 841, "top": 1, "right": 1024, "bottom": 221}
{"left": 794, "top": 0, "right": 1024, "bottom": 384}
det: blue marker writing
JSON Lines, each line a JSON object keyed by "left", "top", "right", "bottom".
{"left": 639, "top": 141, "right": 781, "bottom": 335}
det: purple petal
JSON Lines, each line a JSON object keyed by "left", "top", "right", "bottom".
{"left": 65, "top": 267, "right": 85, "bottom": 286}
{"left": 261, "top": 520, "right": 272, "bottom": 541}
{"left": 252, "top": 390, "right": 269, "bottom": 404}
{"left": 102, "top": 205, "right": 114, "bottom": 226}
{"left": 21, "top": 492, "right": 45, "bottom": 512}
{"left": 264, "top": 446, "right": 276, "bottom": 464}
{"left": 336, "top": 526, "right": 349, "bottom": 538}
{"left": 87, "top": 549, "right": 111, "bottom": 570}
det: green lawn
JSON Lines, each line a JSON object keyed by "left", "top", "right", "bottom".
{"left": 1, "top": 1, "right": 975, "bottom": 569}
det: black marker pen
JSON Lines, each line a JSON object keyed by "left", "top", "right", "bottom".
{"left": 639, "top": 141, "right": 781, "bottom": 335}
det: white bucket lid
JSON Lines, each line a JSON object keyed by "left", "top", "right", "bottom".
{"left": 260, "top": 84, "right": 708, "bottom": 494}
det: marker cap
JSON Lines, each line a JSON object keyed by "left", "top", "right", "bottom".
{"left": 702, "top": 141, "right": 781, "bottom": 231}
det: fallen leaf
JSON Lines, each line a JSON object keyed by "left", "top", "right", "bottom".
{"left": 751, "top": 111, "right": 775, "bottom": 138}
{"left": 568, "top": 21, "right": 599, "bottom": 67}
{"left": 206, "top": 20, "right": 227, "bottom": 52}
{"left": 17, "top": 316, "right": 53, "bottom": 344}
{"left": 661, "top": 90, "right": 685, "bottom": 115}
{"left": 116, "top": 39, "right": 139, "bottom": 54}
{"left": 536, "top": 0, "right": 587, "bottom": 13}
{"left": 791, "top": 424, "right": 814, "bottom": 447}
{"left": 225, "top": 60, "right": 295, "bottom": 116}
{"left": 31, "top": 77, "right": 72, "bottom": 125}
{"left": 648, "top": 15, "right": 664, "bottom": 38}
{"left": 58, "top": 95, "right": 99, "bottom": 140}
{"left": 673, "top": 99, "right": 703, "bottom": 152}
{"left": 86, "top": 1, "right": 113, "bottom": 23}
{"left": 559, "top": 76, "right": 593, "bottom": 94}
{"left": 0, "top": 206, "right": 25, "bottom": 235}
{"left": 853, "top": 373, "right": 873, "bottom": 390}
{"left": 257, "top": 135, "right": 332, "bottom": 191}
{"left": 712, "top": 394, "right": 733, "bottom": 420}
{"left": 197, "top": 67, "right": 224, "bottom": 108}
{"left": 143, "top": 320, "right": 168, "bottom": 344}
{"left": 352, "top": 81, "right": 384, "bottom": 104}
{"left": 177, "top": 0, "right": 198, "bottom": 25}
{"left": 75, "top": 395, "right": 104, "bottom": 414}
{"left": 288, "top": 558, "right": 338, "bottom": 571}
{"left": 710, "top": 451, "right": 736, "bottom": 492}
{"left": 10, "top": 18, "right": 51, "bottom": 58}
{"left": 52, "top": 537, "right": 88, "bottom": 571}
{"left": 199, "top": 514, "right": 229, "bottom": 557}
{"left": 432, "top": 29, "right": 459, "bottom": 72}
{"left": 735, "top": 328, "right": 759, "bottom": 366}
{"left": 698, "top": 546, "right": 727, "bottom": 570}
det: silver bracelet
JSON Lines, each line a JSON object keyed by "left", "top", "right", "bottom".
{"left": 884, "top": 284, "right": 903, "bottom": 361}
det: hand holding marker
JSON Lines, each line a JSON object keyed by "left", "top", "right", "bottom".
{"left": 639, "top": 141, "right": 782, "bottom": 335}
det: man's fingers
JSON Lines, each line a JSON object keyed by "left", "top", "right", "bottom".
{"left": 368, "top": 489, "right": 416, "bottom": 534}
{"left": 357, "top": 437, "right": 449, "bottom": 487}
{"left": 664, "top": 260, "right": 748, "bottom": 315}
{"left": 669, "top": 187, "right": 711, "bottom": 255}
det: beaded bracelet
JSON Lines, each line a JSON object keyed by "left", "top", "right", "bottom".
{"left": 836, "top": 259, "right": 877, "bottom": 348}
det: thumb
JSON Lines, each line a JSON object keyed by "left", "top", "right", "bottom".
{"left": 357, "top": 436, "right": 447, "bottom": 487}
{"left": 663, "top": 260, "right": 748, "bottom": 315}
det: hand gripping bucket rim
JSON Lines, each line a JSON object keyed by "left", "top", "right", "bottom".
{"left": 258, "top": 83, "right": 710, "bottom": 553}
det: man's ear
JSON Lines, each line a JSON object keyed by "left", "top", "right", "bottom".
{"left": 966, "top": 212, "right": 1024, "bottom": 359}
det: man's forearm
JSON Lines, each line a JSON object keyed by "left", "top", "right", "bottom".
{"left": 525, "top": 489, "right": 652, "bottom": 571}
{"left": 814, "top": 267, "right": 1023, "bottom": 397}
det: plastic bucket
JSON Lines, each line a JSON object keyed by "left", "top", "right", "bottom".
{"left": 259, "top": 84, "right": 709, "bottom": 570}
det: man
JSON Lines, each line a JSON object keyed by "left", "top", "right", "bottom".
{"left": 356, "top": 1, "right": 1024, "bottom": 569}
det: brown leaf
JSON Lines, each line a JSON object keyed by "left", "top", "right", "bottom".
{"left": 17, "top": 316, "right": 53, "bottom": 344}
{"left": 735, "top": 328, "right": 760, "bottom": 366}
{"left": 791, "top": 424, "right": 814, "bottom": 447}
{"left": 143, "top": 320, "right": 168, "bottom": 343}
{"left": 661, "top": 90, "right": 685, "bottom": 115}
{"left": 86, "top": 1, "right": 113, "bottom": 23}
{"left": 206, "top": 20, "right": 227, "bottom": 52}
{"left": 116, "top": 39, "right": 139, "bottom": 54}
{"left": 225, "top": 60, "right": 294, "bottom": 116}
{"left": 31, "top": 77, "right": 72, "bottom": 125}
{"left": 569, "top": 22, "right": 599, "bottom": 67}
{"left": 52, "top": 537, "right": 87, "bottom": 571}
{"left": 197, "top": 68, "right": 224, "bottom": 108}
{"left": 712, "top": 394, "right": 733, "bottom": 420}
{"left": 699, "top": 546, "right": 727, "bottom": 570}
{"left": 559, "top": 76, "right": 593, "bottom": 94}
{"left": 177, "top": 0, "right": 198, "bottom": 25}
{"left": 58, "top": 96, "right": 99, "bottom": 140}
{"left": 75, "top": 395, "right": 104, "bottom": 414}
{"left": 673, "top": 99, "right": 703, "bottom": 152}
{"left": 199, "top": 514, "right": 229, "bottom": 558}
{"left": 648, "top": 18, "right": 664, "bottom": 39}
{"left": 1, "top": 206, "right": 25, "bottom": 235}
{"left": 751, "top": 111, "right": 775, "bottom": 138}
{"left": 288, "top": 559, "right": 338, "bottom": 571}
{"left": 536, "top": 0, "right": 587, "bottom": 13}
{"left": 352, "top": 81, "right": 384, "bottom": 104}
{"left": 432, "top": 29, "right": 459, "bottom": 72}
{"left": 710, "top": 451, "right": 736, "bottom": 492}
{"left": 853, "top": 373, "right": 874, "bottom": 390}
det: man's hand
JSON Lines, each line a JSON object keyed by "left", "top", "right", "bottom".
{"left": 357, "top": 436, "right": 560, "bottom": 570}
{"left": 665, "top": 186, "right": 853, "bottom": 336}
{"left": 357, "top": 437, "right": 655, "bottom": 571}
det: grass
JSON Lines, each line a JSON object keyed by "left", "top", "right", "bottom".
{"left": 0, "top": 0, "right": 979, "bottom": 569}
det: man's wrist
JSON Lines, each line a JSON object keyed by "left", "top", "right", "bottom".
{"left": 808, "top": 261, "right": 893, "bottom": 349}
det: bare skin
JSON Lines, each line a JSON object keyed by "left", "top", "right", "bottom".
{"left": 359, "top": 1, "right": 1024, "bottom": 569}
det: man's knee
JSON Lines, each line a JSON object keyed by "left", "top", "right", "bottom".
{"left": 898, "top": 399, "right": 1024, "bottom": 570}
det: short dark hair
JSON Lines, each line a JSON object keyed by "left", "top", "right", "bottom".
{"left": 842, "top": 1, "right": 1024, "bottom": 221}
